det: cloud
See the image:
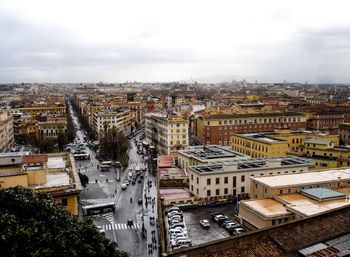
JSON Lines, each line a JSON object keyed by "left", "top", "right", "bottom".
{"left": 1, "top": 0, "right": 350, "bottom": 83}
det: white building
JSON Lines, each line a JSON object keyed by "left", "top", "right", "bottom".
{"left": 145, "top": 113, "right": 189, "bottom": 155}
{"left": 188, "top": 156, "right": 312, "bottom": 199}
{"left": 92, "top": 109, "right": 134, "bottom": 139}
{"left": 0, "top": 111, "right": 14, "bottom": 152}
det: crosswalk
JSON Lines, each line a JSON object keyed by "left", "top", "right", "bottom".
{"left": 100, "top": 213, "right": 114, "bottom": 223}
{"left": 97, "top": 223, "right": 141, "bottom": 231}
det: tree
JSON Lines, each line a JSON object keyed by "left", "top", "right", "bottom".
{"left": 57, "top": 125, "right": 68, "bottom": 151}
{"left": 0, "top": 187, "right": 128, "bottom": 257}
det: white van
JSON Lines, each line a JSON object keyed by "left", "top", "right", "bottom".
{"left": 172, "top": 239, "right": 191, "bottom": 248}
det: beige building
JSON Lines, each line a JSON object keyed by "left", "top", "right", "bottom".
{"left": 0, "top": 111, "right": 14, "bottom": 152}
{"left": 250, "top": 168, "right": 350, "bottom": 199}
{"left": 188, "top": 156, "right": 311, "bottom": 199}
{"left": 239, "top": 168, "right": 350, "bottom": 230}
{"left": 145, "top": 113, "right": 189, "bottom": 154}
{"left": 0, "top": 152, "right": 82, "bottom": 215}
{"left": 231, "top": 133, "right": 289, "bottom": 158}
{"left": 92, "top": 109, "right": 134, "bottom": 139}
{"left": 178, "top": 145, "right": 250, "bottom": 170}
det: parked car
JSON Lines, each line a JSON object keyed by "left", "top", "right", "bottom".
{"left": 199, "top": 219, "right": 210, "bottom": 228}
{"left": 138, "top": 199, "right": 143, "bottom": 205}
{"left": 218, "top": 216, "right": 231, "bottom": 226}
{"left": 210, "top": 212, "right": 224, "bottom": 220}
{"left": 170, "top": 236, "right": 189, "bottom": 246}
{"left": 173, "top": 244, "right": 190, "bottom": 250}
{"left": 171, "top": 238, "right": 191, "bottom": 247}
{"left": 169, "top": 222, "right": 185, "bottom": 229}
{"left": 213, "top": 214, "right": 224, "bottom": 222}
{"left": 165, "top": 206, "right": 180, "bottom": 213}
{"left": 227, "top": 226, "right": 245, "bottom": 235}
{"left": 121, "top": 183, "right": 127, "bottom": 190}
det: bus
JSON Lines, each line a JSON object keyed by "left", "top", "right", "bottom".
{"left": 100, "top": 161, "right": 112, "bottom": 172}
{"left": 73, "top": 151, "right": 90, "bottom": 160}
{"left": 82, "top": 202, "right": 115, "bottom": 216}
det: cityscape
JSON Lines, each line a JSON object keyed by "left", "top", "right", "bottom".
{"left": 2, "top": 1, "right": 350, "bottom": 257}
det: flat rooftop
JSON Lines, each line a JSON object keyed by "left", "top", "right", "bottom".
{"left": 190, "top": 156, "right": 310, "bottom": 174}
{"left": 235, "top": 134, "right": 286, "bottom": 143}
{"left": 159, "top": 188, "right": 193, "bottom": 201}
{"left": 279, "top": 193, "right": 350, "bottom": 217}
{"left": 179, "top": 145, "right": 249, "bottom": 161}
{"left": 252, "top": 168, "right": 350, "bottom": 188}
{"left": 304, "top": 138, "right": 332, "bottom": 145}
{"left": 47, "top": 157, "right": 65, "bottom": 169}
{"left": 241, "top": 198, "right": 292, "bottom": 218}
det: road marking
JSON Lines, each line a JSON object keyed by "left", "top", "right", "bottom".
{"left": 98, "top": 223, "right": 140, "bottom": 231}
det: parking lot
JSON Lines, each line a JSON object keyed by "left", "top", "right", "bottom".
{"left": 165, "top": 204, "right": 247, "bottom": 250}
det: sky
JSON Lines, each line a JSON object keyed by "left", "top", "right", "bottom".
{"left": 1, "top": 0, "right": 350, "bottom": 83}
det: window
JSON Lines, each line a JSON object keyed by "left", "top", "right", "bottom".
{"left": 207, "top": 178, "right": 211, "bottom": 185}
{"left": 272, "top": 220, "right": 276, "bottom": 226}
{"left": 279, "top": 189, "right": 283, "bottom": 194}
{"left": 197, "top": 188, "right": 199, "bottom": 195}
{"left": 241, "top": 186, "right": 245, "bottom": 193}
{"left": 241, "top": 175, "right": 245, "bottom": 182}
{"left": 233, "top": 189, "right": 237, "bottom": 196}
{"left": 191, "top": 185, "right": 193, "bottom": 191}
{"left": 224, "top": 188, "right": 228, "bottom": 195}
{"left": 224, "top": 177, "right": 228, "bottom": 184}
{"left": 196, "top": 177, "right": 199, "bottom": 184}
{"left": 62, "top": 198, "right": 68, "bottom": 206}
{"left": 191, "top": 174, "right": 193, "bottom": 180}
{"left": 207, "top": 190, "right": 211, "bottom": 197}
{"left": 233, "top": 176, "right": 236, "bottom": 187}
{"left": 216, "top": 177, "right": 220, "bottom": 184}
{"left": 216, "top": 189, "right": 220, "bottom": 196}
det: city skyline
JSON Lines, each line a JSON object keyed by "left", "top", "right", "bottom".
{"left": 1, "top": 0, "right": 350, "bottom": 83}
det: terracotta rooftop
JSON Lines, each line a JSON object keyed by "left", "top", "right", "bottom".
{"left": 22, "top": 155, "right": 48, "bottom": 164}
{"left": 158, "top": 155, "right": 175, "bottom": 168}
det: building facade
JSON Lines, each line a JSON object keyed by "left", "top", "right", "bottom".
{"left": 92, "top": 109, "right": 134, "bottom": 139}
{"left": 339, "top": 123, "right": 350, "bottom": 145}
{"left": 196, "top": 112, "right": 307, "bottom": 145}
{"left": 188, "top": 156, "right": 311, "bottom": 199}
{"left": 0, "top": 152, "right": 82, "bottom": 215}
{"left": 145, "top": 113, "right": 189, "bottom": 155}
{"left": 231, "top": 133, "right": 289, "bottom": 158}
{"left": 0, "top": 111, "right": 14, "bottom": 152}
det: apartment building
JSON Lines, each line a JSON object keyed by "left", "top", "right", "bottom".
{"left": 111, "top": 101, "right": 145, "bottom": 127}
{"left": 15, "top": 106, "right": 66, "bottom": 116}
{"left": 240, "top": 168, "right": 350, "bottom": 230}
{"left": 0, "top": 111, "right": 14, "bottom": 152}
{"left": 339, "top": 123, "right": 350, "bottom": 145}
{"left": 195, "top": 112, "right": 306, "bottom": 145}
{"left": 231, "top": 133, "right": 289, "bottom": 158}
{"left": 145, "top": 113, "right": 189, "bottom": 155}
{"left": 302, "top": 138, "right": 350, "bottom": 170}
{"left": 37, "top": 120, "right": 67, "bottom": 140}
{"left": 188, "top": 156, "right": 311, "bottom": 199}
{"left": 178, "top": 145, "right": 250, "bottom": 170}
{"left": 0, "top": 152, "right": 82, "bottom": 215}
{"left": 304, "top": 111, "right": 344, "bottom": 134}
{"left": 92, "top": 109, "right": 134, "bottom": 139}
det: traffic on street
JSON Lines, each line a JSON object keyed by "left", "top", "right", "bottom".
{"left": 67, "top": 99, "right": 159, "bottom": 257}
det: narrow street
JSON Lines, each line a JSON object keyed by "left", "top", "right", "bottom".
{"left": 67, "top": 98, "right": 159, "bottom": 257}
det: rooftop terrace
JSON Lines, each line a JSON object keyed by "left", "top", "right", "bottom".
{"left": 179, "top": 145, "right": 249, "bottom": 161}
{"left": 252, "top": 168, "right": 350, "bottom": 188}
{"left": 190, "top": 156, "right": 310, "bottom": 174}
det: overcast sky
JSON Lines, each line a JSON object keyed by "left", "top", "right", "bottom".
{"left": 1, "top": 0, "right": 350, "bottom": 83}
